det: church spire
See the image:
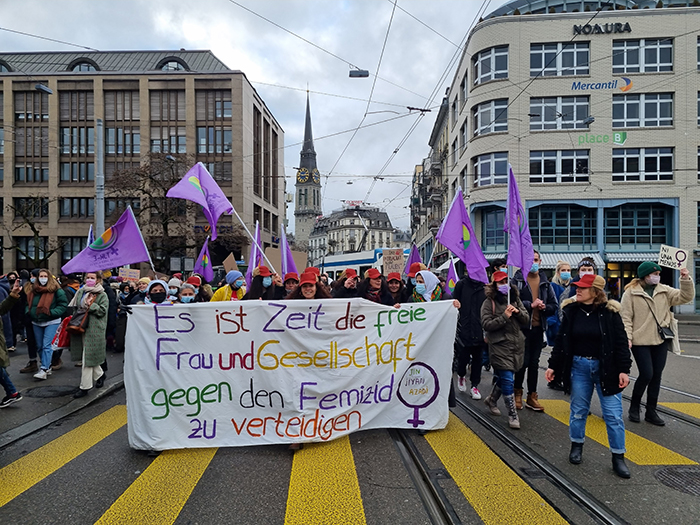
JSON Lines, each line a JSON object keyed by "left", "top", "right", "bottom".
{"left": 299, "top": 92, "right": 317, "bottom": 171}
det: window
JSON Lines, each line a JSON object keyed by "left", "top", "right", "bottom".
{"left": 0, "top": 61, "right": 11, "bottom": 73}
{"left": 106, "top": 198, "right": 140, "bottom": 217}
{"left": 150, "top": 91, "right": 186, "bottom": 121}
{"left": 529, "top": 150, "right": 589, "bottom": 183}
{"left": 698, "top": 147, "right": 700, "bottom": 180}
{"left": 197, "top": 126, "right": 232, "bottom": 154}
{"left": 15, "top": 163, "right": 48, "bottom": 183}
{"left": 60, "top": 162, "right": 95, "bottom": 182}
{"left": 105, "top": 127, "right": 140, "bottom": 155}
{"left": 61, "top": 237, "right": 86, "bottom": 264}
{"left": 14, "top": 91, "right": 49, "bottom": 121}
{"left": 59, "top": 198, "right": 94, "bottom": 218}
{"left": 612, "top": 38, "right": 673, "bottom": 74}
{"left": 612, "top": 93, "right": 672, "bottom": 128}
{"left": 158, "top": 59, "right": 188, "bottom": 71}
{"left": 472, "top": 99, "right": 507, "bottom": 136}
{"left": 59, "top": 91, "right": 94, "bottom": 122}
{"left": 451, "top": 100, "right": 458, "bottom": 127}
{"left": 612, "top": 148, "right": 673, "bottom": 182}
{"left": 150, "top": 126, "right": 185, "bottom": 153}
{"left": 60, "top": 126, "right": 95, "bottom": 154}
{"left": 14, "top": 198, "right": 49, "bottom": 220}
{"left": 0, "top": 128, "right": 4, "bottom": 155}
{"left": 530, "top": 96, "right": 589, "bottom": 130}
{"left": 105, "top": 91, "right": 140, "bottom": 121}
{"left": 697, "top": 92, "right": 700, "bottom": 126}
{"left": 472, "top": 46, "right": 508, "bottom": 85}
{"left": 472, "top": 152, "right": 507, "bottom": 187}
{"left": 529, "top": 205, "right": 597, "bottom": 251}
{"left": 460, "top": 75, "right": 468, "bottom": 107}
{"left": 253, "top": 106, "right": 261, "bottom": 196}
{"left": 460, "top": 121, "right": 468, "bottom": 153}
{"left": 202, "top": 162, "right": 232, "bottom": 182}
{"left": 605, "top": 204, "right": 669, "bottom": 250}
{"left": 530, "top": 42, "right": 589, "bottom": 77}
{"left": 452, "top": 139, "right": 458, "bottom": 167}
{"left": 482, "top": 207, "right": 506, "bottom": 251}
{"left": 15, "top": 237, "right": 47, "bottom": 268}
{"left": 70, "top": 62, "right": 97, "bottom": 72}
{"left": 196, "top": 91, "right": 232, "bottom": 120}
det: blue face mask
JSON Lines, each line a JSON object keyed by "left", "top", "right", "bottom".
{"left": 415, "top": 284, "right": 426, "bottom": 295}
{"left": 262, "top": 276, "right": 272, "bottom": 288}
{"left": 194, "top": 287, "right": 200, "bottom": 295}
{"left": 560, "top": 271, "right": 571, "bottom": 281}
{"left": 411, "top": 277, "right": 417, "bottom": 286}
{"left": 181, "top": 295, "right": 195, "bottom": 303}
{"left": 233, "top": 280, "right": 245, "bottom": 289}
{"left": 530, "top": 263, "right": 539, "bottom": 274}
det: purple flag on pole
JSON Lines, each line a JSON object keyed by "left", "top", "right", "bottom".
{"left": 280, "top": 224, "right": 298, "bottom": 277}
{"left": 166, "top": 162, "right": 233, "bottom": 241}
{"left": 446, "top": 258, "right": 459, "bottom": 295}
{"left": 403, "top": 244, "right": 422, "bottom": 276}
{"left": 62, "top": 207, "right": 151, "bottom": 274}
{"left": 504, "top": 164, "right": 534, "bottom": 275}
{"left": 245, "top": 222, "right": 263, "bottom": 288}
{"left": 86, "top": 224, "right": 95, "bottom": 249}
{"left": 435, "top": 187, "right": 489, "bottom": 284}
{"left": 193, "top": 236, "right": 214, "bottom": 283}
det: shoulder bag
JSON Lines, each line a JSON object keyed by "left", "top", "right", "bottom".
{"left": 645, "top": 300, "right": 674, "bottom": 341}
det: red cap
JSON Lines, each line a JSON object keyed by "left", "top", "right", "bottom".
{"left": 258, "top": 266, "right": 272, "bottom": 277}
{"left": 387, "top": 272, "right": 401, "bottom": 282}
{"left": 366, "top": 268, "right": 381, "bottom": 279}
{"left": 299, "top": 272, "right": 317, "bottom": 285}
{"left": 284, "top": 272, "right": 299, "bottom": 283}
{"left": 492, "top": 270, "right": 508, "bottom": 282}
{"left": 407, "top": 262, "right": 422, "bottom": 278}
{"left": 573, "top": 273, "right": 605, "bottom": 290}
{"left": 186, "top": 276, "right": 202, "bottom": 286}
{"left": 345, "top": 268, "right": 357, "bottom": 279}
{"left": 307, "top": 266, "right": 320, "bottom": 276}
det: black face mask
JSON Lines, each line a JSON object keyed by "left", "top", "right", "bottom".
{"left": 150, "top": 292, "right": 167, "bottom": 303}
{"left": 139, "top": 290, "right": 147, "bottom": 296}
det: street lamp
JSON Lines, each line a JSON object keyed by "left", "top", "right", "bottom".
{"left": 349, "top": 69, "right": 369, "bottom": 78}
{"left": 34, "top": 83, "right": 53, "bottom": 95}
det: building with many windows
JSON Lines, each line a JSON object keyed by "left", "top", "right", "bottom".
{"left": 417, "top": 0, "right": 700, "bottom": 312}
{"left": 0, "top": 50, "right": 284, "bottom": 273}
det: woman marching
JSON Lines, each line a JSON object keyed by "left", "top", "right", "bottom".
{"left": 620, "top": 261, "right": 693, "bottom": 426}
{"left": 481, "top": 270, "right": 530, "bottom": 429}
{"left": 546, "top": 274, "right": 632, "bottom": 478}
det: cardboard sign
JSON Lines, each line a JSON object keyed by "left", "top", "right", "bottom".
{"left": 658, "top": 244, "right": 689, "bottom": 270}
{"left": 118, "top": 268, "right": 141, "bottom": 281}
{"left": 382, "top": 249, "right": 404, "bottom": 275}
{"left": 264, "top": 248, "right": 308, "bottom": 275}
{"left": 223, "top": 253, "right": 239, "bottom": 273}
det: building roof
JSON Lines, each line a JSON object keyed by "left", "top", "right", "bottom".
{"left": 0, "top": 50, "right": 234, "bottom": 74}
{"left": 486, "top": 0, "right": 664, "bottom": 18}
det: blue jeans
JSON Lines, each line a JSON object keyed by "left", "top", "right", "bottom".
{"left": 493, "top": 369, "right": 515, "bottom": 396}
{"left": 0, "top": 367, "right": 16, "bottom": 396}
{"left": 570, "top": 356, "right": 626, "bottom": 454}
{"left": 33, "top": 323, "right": 59, "bottom": 372}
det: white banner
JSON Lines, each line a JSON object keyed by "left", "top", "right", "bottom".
{"left": 124, "top": 299, "right": 457, "bottom": 450}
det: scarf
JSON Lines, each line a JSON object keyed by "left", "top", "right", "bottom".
{"left": 411, "top": 285, "right": 442, "bottom": 302}
{"left": 27, "top": 285, "right": 55, "bottom": 316}
{"left": 68, "top": 283, "right": 105, "bottom": 308}
{"left": 415, "top": 271, "right": 442, "bottom": 302}
{"left": 230, "top": 284, "right": 246, "bottom": 300}
{"left": 364, "top": 289, "right": 382, "bottom": 303}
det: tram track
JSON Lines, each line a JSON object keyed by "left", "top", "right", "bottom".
{"left": 625, "top": 376, "right": 700, "bottom": 429}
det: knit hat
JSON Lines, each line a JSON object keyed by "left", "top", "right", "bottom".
{"left": 167, "top": 278, "right": 182, "bottom": 289}
{"left": 637, "top": 261, "right": 662, "bottom": 279}
{"left": 147, "top": 280, "right": 168, "bottom": 294}
{"left": 226, "top": 270, "right": 243, "bottom": 285}
{"left": 138, "top": 277, "right": 151, "bottom": 285}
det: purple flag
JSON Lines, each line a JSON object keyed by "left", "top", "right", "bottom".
{"left": 62, "top": 207, "right": 151, "bottom": 274}
{"left": 166, "top": 162, "right": 233, "bottom": 241}
{"left": 280, "top": 224, "right": 298, "bottom": 277}
{"left": 86, "top": 224, "right": 95, "bottom": 249}
{"left": 446, "top": 258, "right": 459, "bottom": 295}
{"left": 504, "top": 164, "right": 534, "bottom": 275}
{"left": 403, "top": 244, "right": 422, "bottom": 275}
{"left": 435, "top": 187, "right": 489, "bottom": 284}
{"left": 194, "top": 236, "right": 214, "bottom": 283}
{"left": 245, "top": 222, "right": 263, "bottom": 287}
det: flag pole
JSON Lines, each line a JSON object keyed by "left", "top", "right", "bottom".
{"left": 229, "top": 207, "right": 277, "bottom": 273}
{"left": 426, "top": 241, "right": 437, "bottom": 269}
{"left": 128, "top": 205, "right": 156, "bottom": 273}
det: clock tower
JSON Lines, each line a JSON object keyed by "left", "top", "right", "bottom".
{"left": 294, "top": 93, "right": 322, "bottom": 246}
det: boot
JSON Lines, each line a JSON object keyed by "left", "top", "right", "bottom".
{"left": 20, "top": 360, "right": 38, "bottom": 374}
{"left": 525, "top": 392, "right": 545, "bottom": 412}
{"left": 504, "top": 394, "right": 520, "bottom": 429}
{"left": 484, "top": 384, "right": 502, "bottom": 416}
{"left": 612, "top": 453, "right": 631, "bottom": 478}
{"left": 628, "top": 397, "right": 641, "bottom": 423}
{"left": 644, "top": 401, "right": 665, "bottom": 426}
{"left": 569, "top": 442, "right": 583, "bottom": 464}
{"left": 514, "top": 388, "right": 524, "bottom": 410}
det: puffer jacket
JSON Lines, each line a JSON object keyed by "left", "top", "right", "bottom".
{"left": 620, "top": 276, "right": 694, "bottom": 346}
{"left": 550, "top": 297, "right": 632, "bottom": 396}
{"left": 481, "top": 284, "right": 530, "bottom": 372}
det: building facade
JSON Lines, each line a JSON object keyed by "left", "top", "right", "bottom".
{"left": 433, "top": 0, "right": 700, "bottom": 312}
{"left": 0, "top": 50, "right": 285, "bottom": 273}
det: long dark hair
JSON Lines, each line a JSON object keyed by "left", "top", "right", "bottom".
{"left": 286, "top": 282, "right": 332, "bottom": 299}
{"left": 387, "top": 279, "right": 405, "bottom": 302}
{"left": 242, "top": 275, "right": 276, "bottom": 300}
{"left": 356, "top": 276, "right": 389, "bottom": 299}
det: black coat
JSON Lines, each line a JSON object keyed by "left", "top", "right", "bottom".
{"left": 549, "top": 298, "right": 632, "bottom": 396}
{"left": 453, "top": 276, "right": 487, "bottom": 347}
{"left": 104, "top": 284, "right": 118, "bottom": 333}
{"left": 512, "top": 269, "right": 557, "bottom": 330}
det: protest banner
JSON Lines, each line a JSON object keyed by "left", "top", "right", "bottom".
{"left": 118, "top": 268, "right": 140, "bottom": 281}
{"left": 658, "top": 244, "right": 689, "bottom": 270}
{"left": 382, "top": 249, "right": 404, "bottom": 275}
{"left": 124, "top": 299, "right": 457, "bottom": 450}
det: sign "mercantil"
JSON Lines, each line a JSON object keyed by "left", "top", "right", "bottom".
{"left": 573, "top": 22, "right": 631, "bottom": 35}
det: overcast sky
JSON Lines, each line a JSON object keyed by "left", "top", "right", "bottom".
{"left": 1, "top": 0, "right": 508, "bottom": 232}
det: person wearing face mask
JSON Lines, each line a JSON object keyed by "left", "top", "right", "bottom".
{"left": 186, "top": 275, "right": 212, "bottom": 303}
{"left": 243, "top": 266, "right": 284, "bottom": 301}
{"left": 561, "top": 257, "right": 598, "bottom": 304}
{"left": 283, "top": 273, "right": 299, "bottom": 298}
{"left": 127, "top": 277, "right": 151, "bottom": 305}
{"left": 620, "top": 261, "right": 694, "bottom": 426}
{"left": 167, "top": 278, "right": 182, "bottom": 303}
{"left": 114, "top": 282, "right": 133, "bottom": 354}
{"left": 546, "top": 260, "right": 573, "bottom": 391}
{"left": 481, "top": 271, "right": 529, "bottom": 429}
{"left": 179, "top": 283, "right": 197, "bottom": 303}
{"left": 6, "top": 271, "right": 23, "bottom": 353}
{"left": 332, "top": 269, "right": 360, "bottom": 299}
{"left": 27, "top": 270, "right": 68, "bottom": 380}
{"left": 145, "top": 280, "right": 171, "bottom": 304}
{"left": 511, "top": 250, "right": 557, "bottom": 412}
{"left": 211, "top": 270, "right": 247, "bottom": 302}
{"left": 357, "top": 268, "right": 395, "bottom": 306}
{"left": 405, "top": 262, "right": 427, "bottom": 298}
{"left": 69, "top": 272, "right": 109, "bottom": 397}
{"left": 19, "top": 269, "right": 42, "bottom": 374}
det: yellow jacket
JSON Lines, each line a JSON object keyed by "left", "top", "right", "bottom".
{"left": 210, "top": 284, "right": 246, "bottom": 302}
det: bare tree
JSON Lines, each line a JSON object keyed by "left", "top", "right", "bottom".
{"left": 4, "top": 195, "right": 64, "bottom": 269}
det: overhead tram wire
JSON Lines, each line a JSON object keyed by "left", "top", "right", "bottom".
{"left": 388, "top": 0, "right": 462, "bottom": 49}
{"left": 250, "top": 81, "right": 409, "bottom": 109}
{"left": 0, "top": 26, "right": 99, "bottom": 51}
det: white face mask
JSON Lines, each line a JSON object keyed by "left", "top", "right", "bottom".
{"left": 645, "top": 274, "right": 661, "bottom": 286}
{"left": 579, "top": 270, "right": 594, "bottom": 276}
{"left": 39, "top": 277, "right": 48, "bottom": 286}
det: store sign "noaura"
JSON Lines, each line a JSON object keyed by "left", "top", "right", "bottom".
{"left": 573, "top": 22, "right": 631, "bottom": 35}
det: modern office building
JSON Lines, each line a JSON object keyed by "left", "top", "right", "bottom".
{"left": 432, "top": 0, "right": 700, "bottom": 312}
{"left": 0, "top": 50, "right": 285, "bottom": 273}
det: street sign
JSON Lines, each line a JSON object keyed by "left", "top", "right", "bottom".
{"left": 658, "top": 244, "right": 689, "bottom": 270}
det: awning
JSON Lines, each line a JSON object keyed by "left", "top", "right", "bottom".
{"left": 538, "top": 253, "right": 605, "bottom": 270}
{"left": 605, "top": 252, "right": 659, "bottom": 263}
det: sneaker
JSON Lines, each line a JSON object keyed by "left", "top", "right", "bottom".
{"left": 457, "top": 376, "right": 467, "bottom": 392}
{"left": 7, "top": 346, "right": 15, "bottom": 353}
{"left": 0, "top": 392, "right": 22, "bottom": 408}
{"left": 470, "top": 387, "right": 482, "bottom": 400}
{"left": 20, "top": 360, "right": 38, "bottom": 374}
{"left": 74, "top": 361, "right": 82, "bottom": 367}
{"left": 51, "top": 358, "right": 63, "bottom": 371}
{"left": 33, "top": 369, "right": 48, "bottom": 380}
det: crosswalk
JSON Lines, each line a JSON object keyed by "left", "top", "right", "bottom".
{"left": 1, "top": 400, "right": 699, "bottom": 524}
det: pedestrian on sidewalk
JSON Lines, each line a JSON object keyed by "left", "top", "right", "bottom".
{"left": 0, "top": 279, "right": 24, "bottom": 408}
{"left": 69, "top": 272, "right": 109, "bottom": 398}
{"left": 453, "top": 269, "right": 487, "bottom": 400}
{"left": 620, "top": 261, "right": 694, "bottom": 426}
{"left": 19, "top": 269, "right": 41, "bottom": 374}
{"left": 27, "top": 270, "right": 68, "bottom": 380}
{"left": 546, "top": 274, "right": 632, "bottom": 478}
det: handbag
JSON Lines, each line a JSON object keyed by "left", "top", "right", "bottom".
{"left": 66, "top": 308, "right": 90, "bottom": 334}
{"left": 644, "top": 300, "right": 675, "bottom": 341}
{"left": 51, "top": 316, "right": 72, "bottom": 350}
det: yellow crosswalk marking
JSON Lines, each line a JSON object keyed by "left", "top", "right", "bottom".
{"left": 540, "top": 399, "right": 697, "bottom": 465}
{"left": 95, "top": 447, "right": 217, "bottom": 525}
{"left": 660, "top": 402, "right": 700, "bottom": 420}
{"left": 0, "top": 405, "right": 127, "bottom": 507}
{"left": 285, "top": 436, "right": 366, "bottom": 525}
{"left": 426, "top": 413, "right": 567, "bottom": 525}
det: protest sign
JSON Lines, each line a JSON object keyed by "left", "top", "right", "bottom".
{"left": 223, "top": 253, "right": 239, "bottom": 273}
{"left": 658, "top": 244, "right": 689, "bottom": 270}
{"left": 124, "top": 299, "right": 457, "bottom": 450}
{"left": 118, "top": 268, "right": 140, "bottom": 281}
{"left": 382, "top": 249, "right": 404, "bottom": 275}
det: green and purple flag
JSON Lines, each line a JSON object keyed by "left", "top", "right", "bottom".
{"left": 446, "top": 258, "right": 459, "bottom": 295}
{"left": 194, "top": 236, "right": 214, "bottom": 283}
{"left": 166, "top": 162, "right": 233, "bottom": 241}
{"left": 62, "top": 207, "right": 151, "bottom": 274}
{"left": 435, "top": 187, "right": 489, "bottom": 284}
{"left": 504, "top": 164, "right": 534, "bottom": 275}
{"left": 403, "top": 243, "right": 422, "bottom": 276}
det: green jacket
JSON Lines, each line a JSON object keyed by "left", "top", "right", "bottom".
{"left": 27, "top": 288, "right": 68, "bottom": 323}
{"left": 69, "top": 288, "right": 109, "bottom": 367}
{"left": 0, "top": 294, "right": 20, "bottom": 368}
